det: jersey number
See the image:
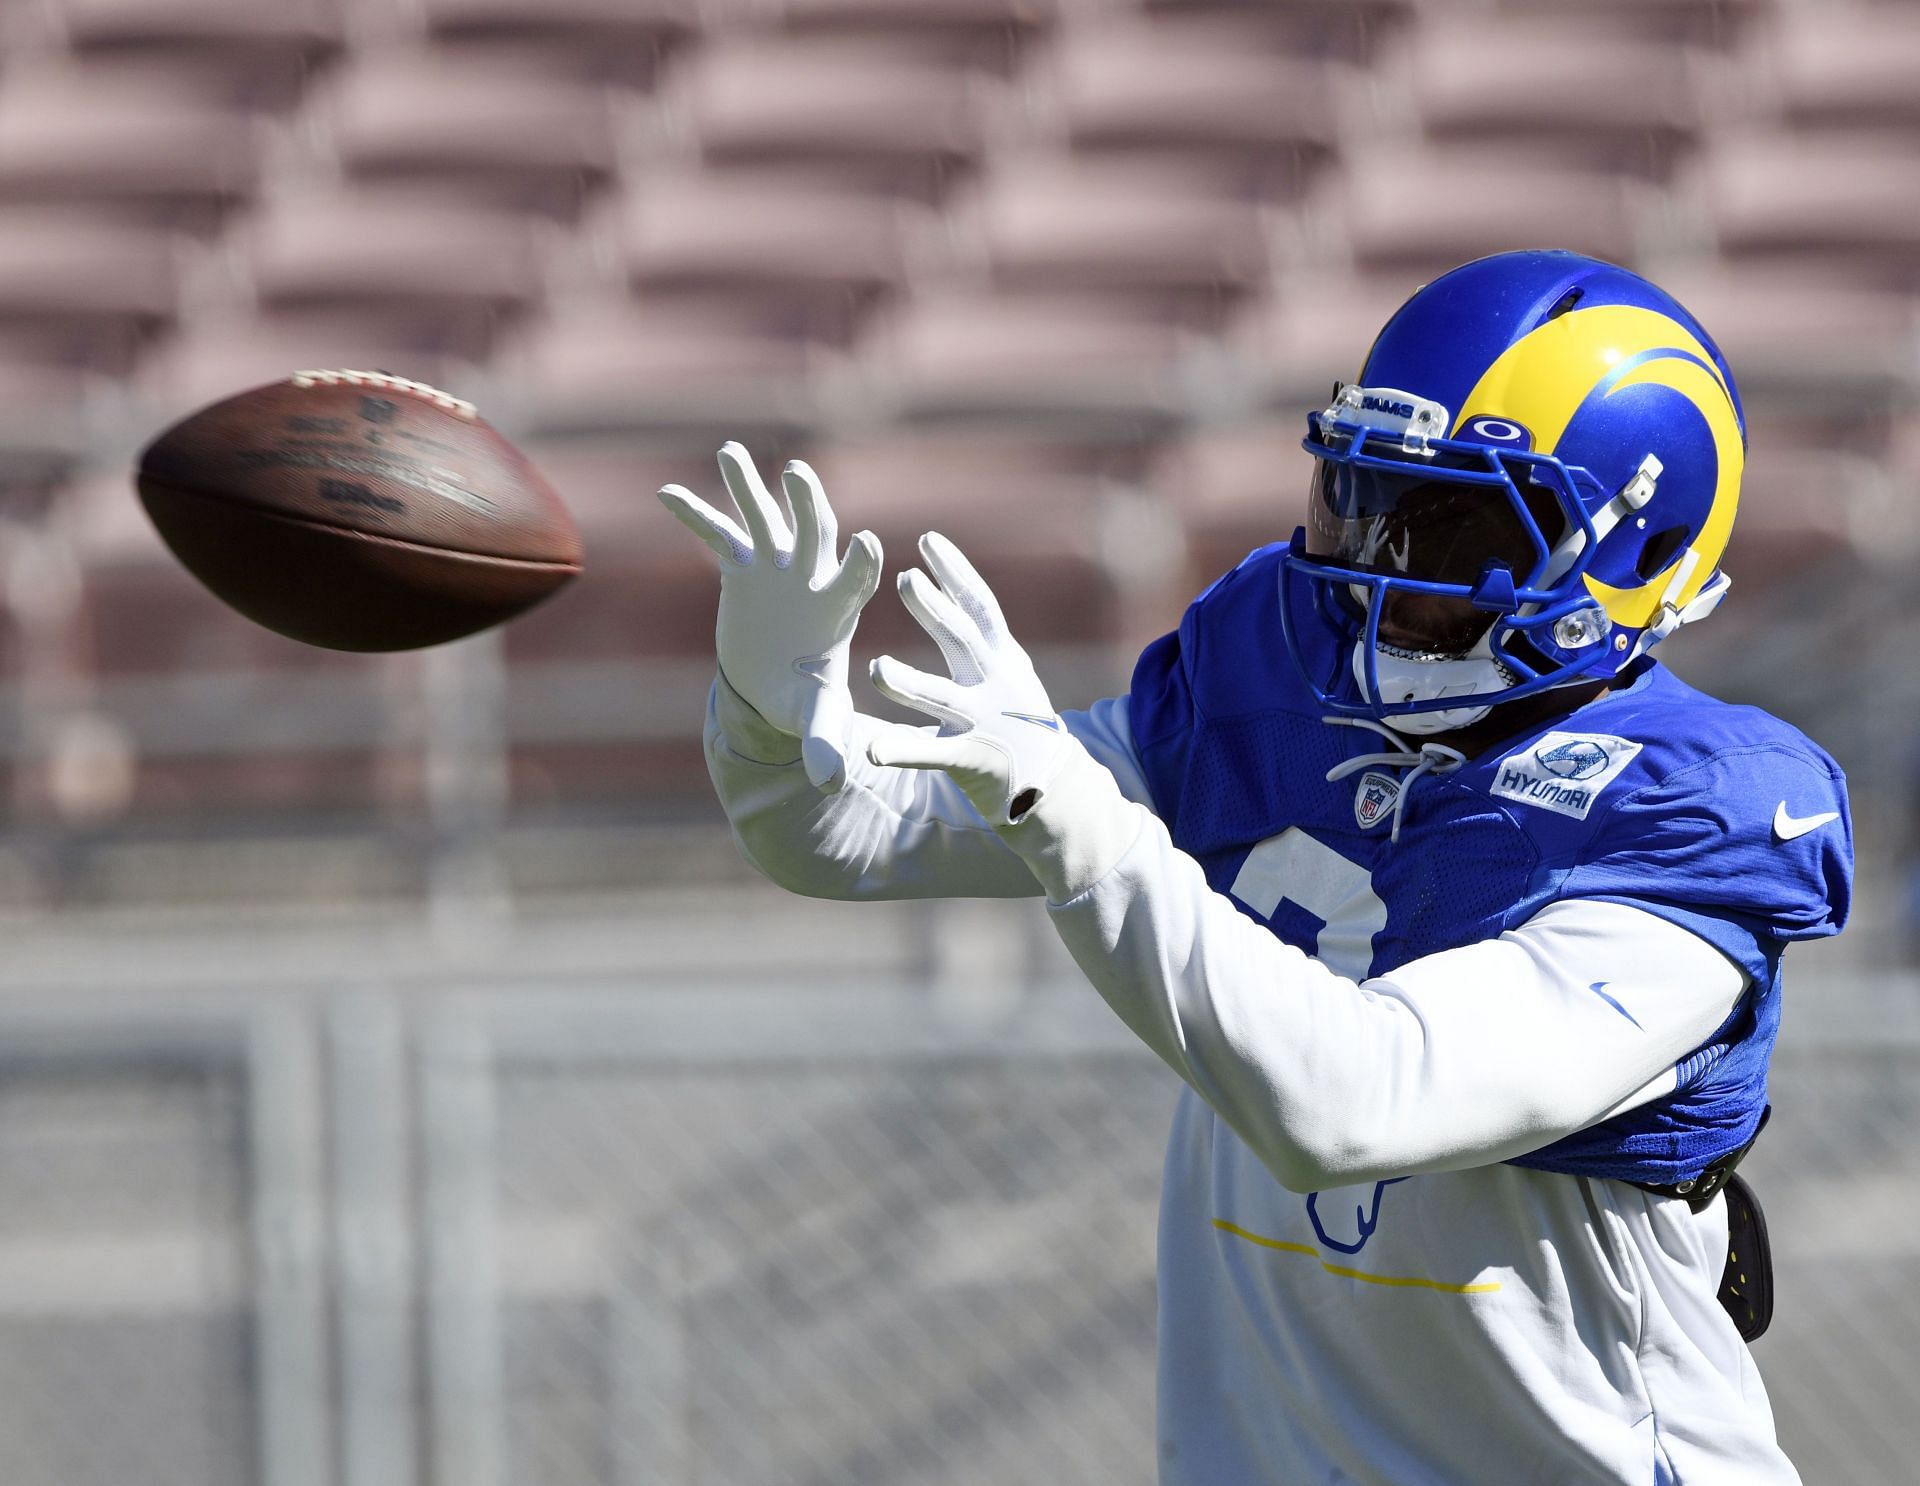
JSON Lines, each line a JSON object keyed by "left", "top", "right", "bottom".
{"left": 1227, "top": 828, "right": 1385, "bottom": 981}
{"left": 1228, "top": 828, "right": 1395, "bottom": 1255}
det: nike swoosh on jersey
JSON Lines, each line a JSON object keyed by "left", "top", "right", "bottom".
{"left": 791, "top": 654, "right": 834, "bottom": 684}
{"left": 1003, "top": 711, "right": 1061, "bottom": 731}
{"left": 1773, "top": 802, "right": 1840, "bottom": 841}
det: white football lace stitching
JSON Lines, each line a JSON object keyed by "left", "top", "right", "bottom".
{"left": 289, "top": 369, "right": 477, "bottom": 419}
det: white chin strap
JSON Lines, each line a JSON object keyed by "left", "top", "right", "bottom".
{"left": 1352, "top": 627, "right": 1517, "bottom": 735}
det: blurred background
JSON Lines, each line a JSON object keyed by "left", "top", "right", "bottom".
{"left": 0, "top": 0, "right": 1912, "bottom": 1481}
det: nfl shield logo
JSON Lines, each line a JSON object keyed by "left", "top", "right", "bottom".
{"left": 1354, "top": 770, "right": 1399, "bottom": 830}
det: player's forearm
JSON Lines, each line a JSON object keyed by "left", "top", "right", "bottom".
{"left": 707, "top": 676, "right": 1160, "bottom": 901}
{"left": 1042, "top": 807, "right": 1745, "bottom": 1191}
{"left": 705, "top": 675, "right": 1043, "bottom": 899}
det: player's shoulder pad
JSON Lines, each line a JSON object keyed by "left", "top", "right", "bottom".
{"left": 1121, "top": 545, "right": 1290, "bottom": 741}
{"left": 1128, "top": 543, "right": 1302, "bottom": 826}
{"left": 1180, "top": 540, "right": 1289, "bottom": 623}
{"left": 1537, "top": 669, "right": 1853, "bottom": 945}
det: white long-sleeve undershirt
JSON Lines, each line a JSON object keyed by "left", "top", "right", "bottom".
{"left": 705, "top": 671, "right": 1152, "bottom": 900}
{"left": 1043, "top": 808, "right": 1742, "bottom": 1190}
{"left": 705, "top": 676, "right": 1747, "bottom": 1191}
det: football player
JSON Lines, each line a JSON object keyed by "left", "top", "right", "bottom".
{"left": 661, "top": 250, "right": 1851, "bottom": 1484}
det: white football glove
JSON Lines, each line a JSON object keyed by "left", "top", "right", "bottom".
{"left": 864, "top": 532, "right": 1080, "bottom": 826}
{"left": 659, "top": 442, "right": 881, "bottom": 791}
{"left": 865, "top": 532, "right": 1143, "bottom": 900}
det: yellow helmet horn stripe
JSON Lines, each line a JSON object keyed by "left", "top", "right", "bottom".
{"left": 1583, "top": 354, "right": 1742, "bottom": 626}
{"left": 1451, "top": 304, "right": 1743, "bottom": 630}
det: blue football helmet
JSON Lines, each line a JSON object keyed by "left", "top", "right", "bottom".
{"left": 1280, "top": 250, "right": 1747, "bottom": 734}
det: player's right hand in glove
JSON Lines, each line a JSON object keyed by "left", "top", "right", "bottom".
{"left": 659, "top": 442, "right": 882, "bottom": 792}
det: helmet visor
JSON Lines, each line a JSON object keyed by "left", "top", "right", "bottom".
{"left": 1305, "top": 440, "right": 1569, "bottom": 655}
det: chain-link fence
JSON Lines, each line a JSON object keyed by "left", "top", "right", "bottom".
{"left": 1745, "top": 1039, "right": 1920, "bottom": 1485}
{"left": 492, "top": 1056, "right": 1168, "bottom": 1486}
{"left": 0, "top": 1045, "right": 256, "bottom": 1486}
{"left": 0, "top": 962, "right": 1913, "bottom": 1486}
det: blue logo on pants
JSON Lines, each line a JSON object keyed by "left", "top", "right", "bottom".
{"left": 1306, "top": 1179, "right": 1409, "bottom": 1255}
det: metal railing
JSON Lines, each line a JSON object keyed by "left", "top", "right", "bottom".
{"left": 0, "top": 924, "right": 1908, "bottom": 1486}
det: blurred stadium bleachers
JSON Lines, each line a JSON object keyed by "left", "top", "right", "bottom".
{"left": 0, "top": 0, "right": 1906, "bottom": 906}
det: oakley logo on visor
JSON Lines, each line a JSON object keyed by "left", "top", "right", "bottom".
{"left": 1461, "top": 416, "right": 1535, "bottom": 450}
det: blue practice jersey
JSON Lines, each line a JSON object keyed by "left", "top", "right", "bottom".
{"left": 1128, "top": 544, "right": 1853, "bottom": 1188}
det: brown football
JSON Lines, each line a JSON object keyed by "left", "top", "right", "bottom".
{"left": 135, "top": 370, "right": 583, "bottom": 651}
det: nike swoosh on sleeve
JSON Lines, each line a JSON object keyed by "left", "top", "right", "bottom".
{"left": 1773, "top": 802, "right": 1840, "bottom": 841}
{"left": 1587, "top": 982, "right": 1643, "bottom": 1030}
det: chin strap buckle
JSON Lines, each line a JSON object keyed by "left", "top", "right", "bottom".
{"left": 1631, "top": 564, "right": 1730, "bottom": 662}
{"left": 1618, "top": 453, "right": 1663, "bottom": 511}
{"left": 1588, "top": 453, "right": 1665, "bottom": 554}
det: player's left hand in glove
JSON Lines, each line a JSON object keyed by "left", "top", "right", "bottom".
{"left": 865, "top": 532, "right": 1143, "bottom": 900}
{"left": 658, "top": 442, "right": 881, "bottom": 792}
